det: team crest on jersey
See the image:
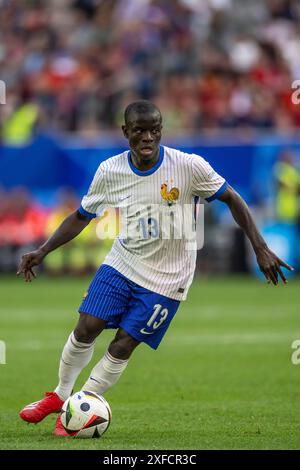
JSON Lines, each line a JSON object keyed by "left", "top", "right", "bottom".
{"left": 161, "top": 183, "right": 179, "bottom": 206}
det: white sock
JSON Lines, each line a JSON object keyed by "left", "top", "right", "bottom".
{"left": 54, "top": 332, "right": 95, "bottom": 401}
{"left": 82, "top": 351, "right": 128, "bottom": 395}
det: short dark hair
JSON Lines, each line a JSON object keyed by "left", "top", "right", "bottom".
{"left": 124, "top": 100, "right": 161, "bottom": 125}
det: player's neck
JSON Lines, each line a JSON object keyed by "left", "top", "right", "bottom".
{"left": 130, "top": 148, "right": 160, "bottom": 171}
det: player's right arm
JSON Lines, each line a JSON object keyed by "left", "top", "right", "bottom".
{"left": 17, "top": 163, "right": 107, "bottom": 282}
{"left": 17, "top": 210, "right": 91, "bottom": 282}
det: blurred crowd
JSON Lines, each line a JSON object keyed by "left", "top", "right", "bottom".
{"left": 275, "top": 149, "right": 300, "bottom": 223}
{"left": 1, "top": 0, "right": 300, "bottom": 143}
{"left": 0, "top": 187, "right": 114, "bottom": 273}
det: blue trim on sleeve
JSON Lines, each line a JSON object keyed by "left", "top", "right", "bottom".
{"left": 128, "top": 146, "right": 164, "bottom": 176}
{"left": 78, "top": 205, "right": 97, "bottom": 219}
{"left": 205, "top": 181, "right": 228, "bottom": 202}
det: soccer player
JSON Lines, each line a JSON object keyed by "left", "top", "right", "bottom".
{"left": 17, "top": 101, "right": 293, "bottom": 436}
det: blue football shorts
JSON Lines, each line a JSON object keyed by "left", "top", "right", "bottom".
{"left": 78, "top": 264, "right": 180, "bottom": 350}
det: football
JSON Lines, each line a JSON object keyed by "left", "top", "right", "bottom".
{"left": 60, "top": 390, "right": 112, "bottom": 438}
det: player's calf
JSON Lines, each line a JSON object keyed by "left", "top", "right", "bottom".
{"left": 82, "top": 329, "right": 139, "bottom": 395}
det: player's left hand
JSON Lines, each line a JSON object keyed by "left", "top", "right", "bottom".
{"left": 256, "top": 246, "right": 294, "bottom": 285}
{"left": 17, "top": 249, "right": 45, "bottom": 282}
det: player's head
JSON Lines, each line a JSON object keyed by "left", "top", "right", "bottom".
{"left": 122, "top": 100, "right": 162, "bottom": 162}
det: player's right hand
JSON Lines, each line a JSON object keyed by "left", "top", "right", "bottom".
{"left": 17, "top": 249, "right": 46, "bottom": 282}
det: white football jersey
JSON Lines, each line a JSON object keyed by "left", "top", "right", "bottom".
{"left": 80, "top": 146, "right": 227, "bottom": 300}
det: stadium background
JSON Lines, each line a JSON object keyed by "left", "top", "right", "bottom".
{"left": 0, "top": 0, "right": 300, "bottom": 450}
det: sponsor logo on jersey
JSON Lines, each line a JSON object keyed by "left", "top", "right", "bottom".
{"left": 119, "top": 194, "right": 132, "bottom": 202}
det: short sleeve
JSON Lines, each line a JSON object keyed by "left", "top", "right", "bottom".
{"left": 79, "top": 164, "right": 107, "bottom": 218}
{"left": 191, "top": 155, "right": 227, "bottom": 202}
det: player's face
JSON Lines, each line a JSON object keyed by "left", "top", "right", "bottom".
{"left": 122, "top": 112, "right": 162, "bottom": 163}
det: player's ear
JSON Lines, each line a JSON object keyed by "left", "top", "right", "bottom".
{"left": 122, "top": 125, "right": 128, "bottom": 139}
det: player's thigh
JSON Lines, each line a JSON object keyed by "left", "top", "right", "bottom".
{"left": 74, "top": 313, "right": 107, "bottom": 343}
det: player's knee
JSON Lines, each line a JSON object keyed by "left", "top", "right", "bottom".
{"left": 108, "top": 330, "right": 139, "bottom": 360}
{"left": 74, "top": 314, "right": 106, "bottom": 343}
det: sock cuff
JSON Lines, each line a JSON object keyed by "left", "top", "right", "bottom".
{"left": 70, "top": 332, "right": 95, "bottom": 349}
{"left": 105, "top": 350, "right": 129, "bottom": 364}
{"left": 101, "top": 350, "right": 129, "bottom": 374}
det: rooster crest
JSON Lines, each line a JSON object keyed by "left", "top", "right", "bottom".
{"left": 161, "top": 183, "right": 179, "bottom": 205}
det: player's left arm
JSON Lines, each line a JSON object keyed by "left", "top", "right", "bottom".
{"left": 218, "top": 184, "right": 294, "bottom": 285}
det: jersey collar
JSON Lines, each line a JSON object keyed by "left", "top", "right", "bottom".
{"left": 127, "top": 146, "right": 164, "bottom": 176}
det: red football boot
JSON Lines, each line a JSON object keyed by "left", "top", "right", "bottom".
{"left": 19, "top": 392, "right": 64, "bottom": 424}
{"left": 53, "top": 415, "right": 77, "bottom": 437}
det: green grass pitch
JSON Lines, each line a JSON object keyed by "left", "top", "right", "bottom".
{"left": 0, "top": 274, "right": 299, "bottom": 450}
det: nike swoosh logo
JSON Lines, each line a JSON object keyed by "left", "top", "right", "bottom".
{"left": 89, "top": 376, "right": 101, "bottom": 384}
{"left": 140, "top": 328, "right": 155, "bottom": 335}
{"left": 119, "top": 195, "right": 131, "bottom": 202}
